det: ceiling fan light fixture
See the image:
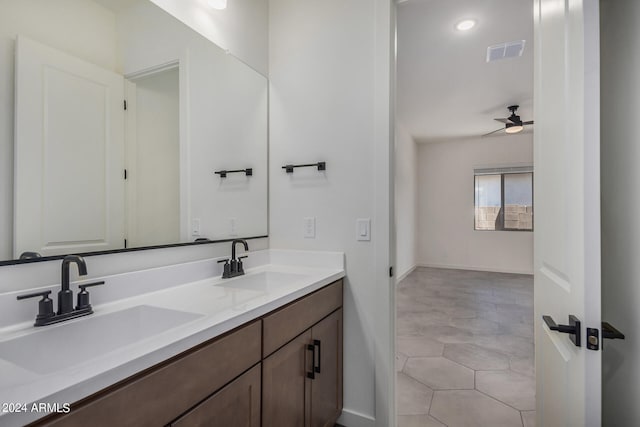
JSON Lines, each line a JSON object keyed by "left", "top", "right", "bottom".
{"left": 505, "top": 124, "right": 524, "bottom": 134}
{"left": 455, "top": 19, "right": 476, "bottom": 31}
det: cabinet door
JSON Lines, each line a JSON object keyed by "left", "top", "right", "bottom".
{"left": 262, "top": 330, "right": 313, "bottom": 427}
{"left": 171, "top": 364, "right": 261, "bottom": 427}
{"left": 310, "top": 309, "right": 343, "bottom": 427}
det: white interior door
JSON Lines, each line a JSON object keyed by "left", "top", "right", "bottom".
{"left": 14, "top": 35, "right": 125, "bottom": 257}
{"left": 534, "top": 1, "right": 601, "bottom": 426}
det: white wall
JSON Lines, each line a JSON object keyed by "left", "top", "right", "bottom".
{"left": 600, "top": 0, "right": 640, "bottom": 423}
{"left": 417, "top": 134, "right": 534, "bottom": 274}
{"left": 0, "top": 0, "right": 118, "bottom": 261}
{"left": 395, "top": 123, "right": 418, "bottom": 280}
{"left": 148, "top": 0, "right": 268, "bottom": 75}
{"left": 268, "top": 0, "right": 394, "bottom": 425}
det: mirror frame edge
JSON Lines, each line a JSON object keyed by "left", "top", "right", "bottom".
{"left": 0, "top": 235, "right": 268, "bottom": 267}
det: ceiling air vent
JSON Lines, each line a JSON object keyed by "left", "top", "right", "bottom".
{"left": 486, "top": 40, "right": 526, "bottom": 62}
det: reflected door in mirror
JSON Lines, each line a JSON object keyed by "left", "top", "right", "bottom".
{"left": 14, "top": 35, "right": 125, "bottom": 258}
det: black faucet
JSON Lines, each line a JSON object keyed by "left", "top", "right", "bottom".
{"left": 17, "top": 255, "right": 105, "bottom": 326}
{"left": 59, "top": 255, "right": 87, "bottom": 314}
{"left": 232, "top": 239, "right": 249, "bottom": 261}
{"left": 218, "top": 239, "right": 249, "bottom": 279}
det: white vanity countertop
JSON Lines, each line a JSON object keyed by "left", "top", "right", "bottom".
{"left": 0, "top": 249, "right": 344, "bottom": 427}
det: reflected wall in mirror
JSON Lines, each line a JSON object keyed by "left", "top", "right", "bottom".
{"left": 0, "top": 0, "right": 268, "bottom": 262}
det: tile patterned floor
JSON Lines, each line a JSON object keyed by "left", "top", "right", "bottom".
{"left": 396, "top": 267, "right": 535, "bottom": 427}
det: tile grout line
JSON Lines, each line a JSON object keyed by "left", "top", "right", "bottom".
{"left": 427, "top": 383, "right": 436, "bottom": 415}
{"left": 428, "top": 396, "right": 449, "bottom": 427}
{"left": 474, "top": 387, "right": 531, "bottom": 414}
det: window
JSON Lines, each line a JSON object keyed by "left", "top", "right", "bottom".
{"left": 474, "top": 167, "right": 533, "bottom": 231}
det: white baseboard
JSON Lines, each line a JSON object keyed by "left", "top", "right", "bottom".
{"left": 416, "top": 262, "right": 533, "bottom": 276}
{"left": 395, "top": 264, "right": 417, "bottom": 283}
{"left": 337, "top": 408, "right": 375, "bottom": 427}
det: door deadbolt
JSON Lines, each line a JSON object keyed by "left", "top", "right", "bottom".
{"left": 587, "top": 328, "right": 599, "bottom": 350}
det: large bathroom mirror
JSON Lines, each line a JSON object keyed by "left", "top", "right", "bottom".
{"left": 0, "top": 0, "right": 268, "bottom": 264}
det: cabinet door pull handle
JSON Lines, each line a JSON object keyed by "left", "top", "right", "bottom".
{"left": 314, "top": 339, "right": 321, "bottom": 374}
{"left": 306, "top": 344, "right": 316, "bottom": 379}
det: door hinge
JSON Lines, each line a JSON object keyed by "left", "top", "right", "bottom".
{"left": 389, "top": 266, "right": 394, "bottom": 278}
{"left": 124, "top": 169, "right": 127, "bottom": 180}
{"left": 124, "top": 99, "right": 127, "bottom": 110}
{"left": 124, "top": 239, "right": 127, "bottom": 249}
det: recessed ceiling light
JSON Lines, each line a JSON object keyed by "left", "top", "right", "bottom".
{"left": 456, "top": 19, "right": 476, "bottom": 31}
{"left": 208, "top": 0, "right": 227, "bottom": 10}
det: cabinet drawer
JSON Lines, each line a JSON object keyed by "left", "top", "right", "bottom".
{"left": 35, "top": 320, "right": 261, "bottom": 427}
{"left": 171, "top": 364, "right": 261, "bottom": 427}
{"left": 262, "top": 280, "right": 342, "bottom": 357}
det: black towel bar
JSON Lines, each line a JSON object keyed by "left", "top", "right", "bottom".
{"left": 282, "top": 162, "right": 326, "bottom": 173}
{"left": 214, "top": 168, "right": 253, "bottom": 178}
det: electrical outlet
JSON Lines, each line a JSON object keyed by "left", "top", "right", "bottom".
{"left": 230, "top": 217, "right": 238, "bottom": 236}
{"left": 192, "top": 218, "right": 201, "bottom": 236}
{"left": 304, "top": 217, "right": 316, "bottom": 238}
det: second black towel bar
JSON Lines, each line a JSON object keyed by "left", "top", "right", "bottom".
{"left": 282, "top": 162, "right": 326, "bottom": 173}
{"left": 214, "top": 168, "right": 253, "bottom": 178}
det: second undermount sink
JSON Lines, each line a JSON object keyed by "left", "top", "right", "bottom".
{"left": 218, "top": 271, "right": 310, "bottom": 292}
{"left": 0, "top": 305, "right": 202, "bottom": 374}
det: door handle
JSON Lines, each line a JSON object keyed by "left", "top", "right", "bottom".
{"left": 306, "top": 344, "right": 316, "bottom": 380}
{"left": 313, "top": 339, "right": 321, "bottom": 374}
{"left": 602, "top": 322, "right": 625, "bottom": 340}
{"left": 587, "top": 321, "right": 625, "bottom": 351}
{"left": 543, "top": 314, "right": 581, "bottom": 347}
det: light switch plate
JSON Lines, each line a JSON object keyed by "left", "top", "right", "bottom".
{"left": 304, "top": 217, "right": 316, "bottom": 238}
{"left": 356, "top": 218, "right": 371, "bottom": 241}
{"left": 229, "top": 217, "right": 238, "bottom": 236}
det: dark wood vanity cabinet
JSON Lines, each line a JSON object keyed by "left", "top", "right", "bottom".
{"left": 32, "top": 321, "right": 262, "bottom": 427}
{"left": 309, "top": 309, "right": 343, "bottom": 427}
{"left": 28, "top": 279, "right": 343, "bottom": 427}
{"left": 262, "top": 281, "right": 343, "bottom": 427}
{"left": 171, "top": 364, "right": 261, "bottom": 427}
{"left": 262, "top": 330, "right": 312, "bottom": 427}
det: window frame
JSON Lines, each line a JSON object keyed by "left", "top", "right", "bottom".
{"left": 473, "top": 167, "right": 534, "bottom": 232}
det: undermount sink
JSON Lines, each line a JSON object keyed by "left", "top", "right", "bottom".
{"left": 218, "top": 271, "right": 310, "bottom": 292}
{"left": 0, "top": 305, "right": 202, "bottom": 374}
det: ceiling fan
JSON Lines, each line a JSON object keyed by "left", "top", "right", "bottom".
{"left": 483, "top": 105, "right": 534, "bottom": 136}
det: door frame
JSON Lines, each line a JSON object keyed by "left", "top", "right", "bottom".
{"left": 124, "top": 58, "right": 190, "bottom": 244}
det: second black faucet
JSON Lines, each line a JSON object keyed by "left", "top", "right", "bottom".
{"left": 218, "top": 239, "right": 249, "bottom": 279}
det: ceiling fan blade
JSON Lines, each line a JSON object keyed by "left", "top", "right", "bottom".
{"left": 494, "top": 118, "right": 510, "bottom": 124}
{"left": 482, "top": 127, "right": 504, "bottom": 137}
{"left": 522, "top": 120, "right": 534, "bottom": 125}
